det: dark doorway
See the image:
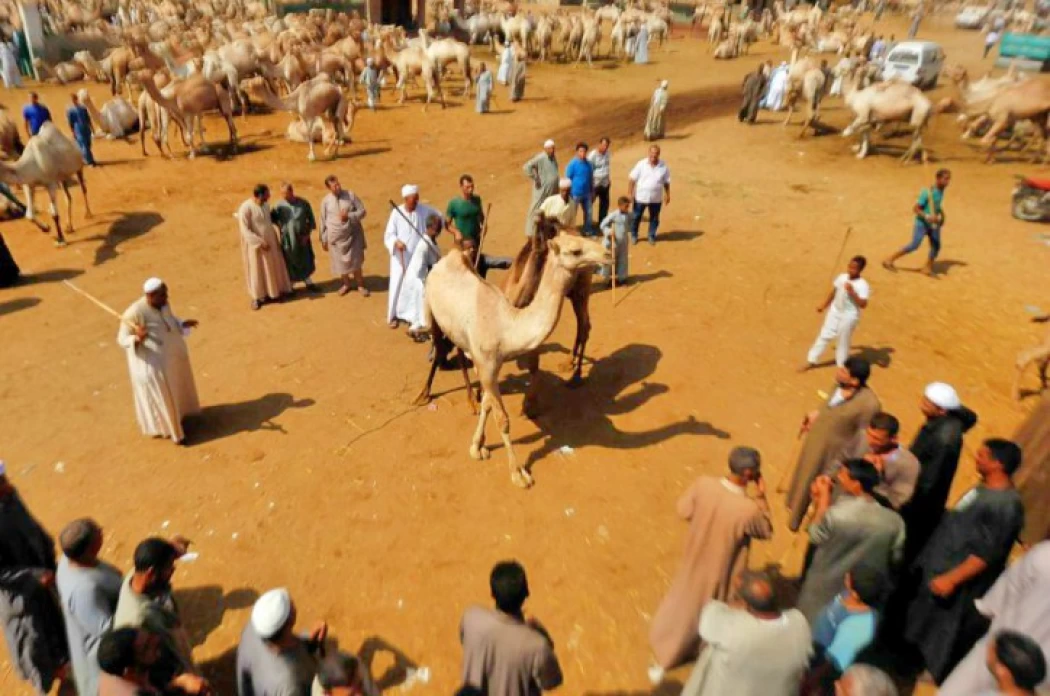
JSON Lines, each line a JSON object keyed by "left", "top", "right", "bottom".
{"left": 382, "top": 0, "right": 414, "bottom": 28}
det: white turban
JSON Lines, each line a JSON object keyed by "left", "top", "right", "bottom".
{"left": 366, "top": 57, "right": 374, "bottom": 66}
{"left": 660, "top": 79, "right": 669, "bottom": 88}
{"left": 143, "top": 277, "right": 164, "bottom": 294}
{"left": 558, "top": 177, "right": 572, "bottom": 189}
{"left": 251, "top": 588, "right": 292, "bottom": 639}
{"left": 924, "top": 382, "right": 960, "bottom": 411}
{"left": 543, "top": 139, "right": 555, "bottom": 149}
{"left": 401, "top": 184, "right": 419, "bottom": 198}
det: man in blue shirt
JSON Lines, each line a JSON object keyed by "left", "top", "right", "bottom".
{"left": 883, "top": 168, "right": 950, "bottom": 276}
{"left": 564, "top": 142, "right": 595, "bottom": 236}
{"left": 22, "top": 92, "right": 52, "bottom": 139}
{"left": 66, "top": 93, "right": 97, "bottom": 167}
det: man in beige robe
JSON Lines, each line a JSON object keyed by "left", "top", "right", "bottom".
{"left": 319, "top": 174, "right": 369, "bottom": 297}
{"left": 649, "top": 447, "right": 773, "bottom": 672}
{"left": 785, "top": 356, "right": 881, "bottom": 531}
{"left": 238, "top": 184, "right": 292, "bottom": 311}
{"left": 116, "top": 278, "right": 200, "bottom": 445}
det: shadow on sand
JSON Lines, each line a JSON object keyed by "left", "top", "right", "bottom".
{"left": 186, "top": 393, "right": 315, "bottom": 445}
{"left": 89, "top": 212, "right": 165, "bottom": 266}
{"left": 0, "top": 296, "right": 41, "bottom": 316}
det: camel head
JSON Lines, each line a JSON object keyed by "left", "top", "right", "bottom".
{"left": 547, "top": 233, "right": 612, "bottom": 274}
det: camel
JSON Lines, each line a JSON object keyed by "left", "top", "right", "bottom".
{"left": 0, "top": 123, "right": 92, "bottom": 245}
{"left": 944, "top": 64, "right": 1026, "bottom": 137}
{"left": 783, "top": 56, "right": 826, "bottom": 135}
{"left": 417, "top": 231, "right": 610, "bottom": 488}
{"left": 134, "top": 71, "right": 239, "bottom": 159}
{"left": 708, "top": 14, "right": 725, "bottom": 44}
{"left": 535, "top": 15, "right": 555, "bottom": 61}
{"left": 33, "top": 58, "right": 86, "bottom": 84}
{"left": 712, "top": 39, "right": 738, "bottom": 59}
{"left": 377, "top": 37, "right": 446, "bottom": 110}
{"left": 1015, "top": 322, "right": 1050, "bottom": 400}
{"left": 0, "top": 107, "right": 24, "bottom": 160}
{"left": 134, "top": 72, "right": 186, "bottom": 158}
{"left": 576, "top": 17, "right": 600, "bottom": 66}
{"left": 419, "top": 31, "right": 473, "bottom": 96}
{"left": 979, "top": 79, "right": 1050, "bottom": 163}
{"left": 78, "top": 90, "right": 139, "bottom": 140}
{"left": 841, "top": 72, "right": 933, "bottom": 162}
{"left": 415, "top": 218, "right": 598, "bottom": 419}
{"left": 241, "top": 75, "right": 354, "bottom": 161}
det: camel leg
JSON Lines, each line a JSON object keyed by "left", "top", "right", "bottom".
{"left": 413, "top": 330, "right": 448, "bottom": 406}
{"left": 224, "top": 108, "right": 239, "bottom": 155}
{"left": 76, "top": 170, "right": 92, "bottom": 218}
{"left": 1015, "top": 337, "right": 1050, "bottom": 400}
{"left": 307, "top": 117, "right": 319, "bottom": 161}
{"left": 981, "top": 117, "right": 1010, "bottom": 163}
{"left": 478, "top": 365, "right": 531, "bottom": 488}
{"left": 470, "top": 389, "right": 493, "bottom": 461}
{"left": 61, "top": 181, "right": 74, "bottom": 234}
{"left": 521, "top": 351, "right": 541, "bottom": 419}
{"left": 47, "top": 185, "right": 65, "bottom": 246}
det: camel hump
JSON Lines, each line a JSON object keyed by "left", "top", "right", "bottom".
{"left": 25, "top": 123, "right": 85, "bottom": 178}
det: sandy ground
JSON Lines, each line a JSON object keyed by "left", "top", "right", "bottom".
{"left": 1, "top": 12, "right": 1049, "bottom": 696}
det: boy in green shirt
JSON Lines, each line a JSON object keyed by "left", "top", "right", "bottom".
{"left": 446, "top": 174, "right": 484, "bottom": 247}
{"left": 883, "top": 168, "right": 950, "bottom": 276}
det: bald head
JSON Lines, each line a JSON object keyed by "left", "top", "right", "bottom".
{"left": 60, "top": 518, "right": 101, "bottom": 564}
{"left": 738, "top": 570, "right": 776, "bottom": 613}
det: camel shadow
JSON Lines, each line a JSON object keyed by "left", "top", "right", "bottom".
{"left": 0, "top": 296, "right": 41, "bottom": 316}
{"left": 174, "top": 585, "right": 259, "bottom": 648}
{"left": 502, "top": 343, "right": 730, "bottom": 471}
{"left": 19, "top": 267, "right": 83, "bottom": 284}
{"left": 584, "top": 680, "right": 685, "bottom": 695}
{"left": 91, "top": 211, "right": 164, "bottom": 266}
{"left": 342, "top": 146, "right": 393, "bottom": 159}
{"left": 656, "top": 230, "right": 703, "bottom": 243}
{"left": 186, "top": 393, "right": 315, "bottom": 445}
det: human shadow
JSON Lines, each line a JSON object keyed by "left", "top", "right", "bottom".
{"left": 0, "top": 296, "right": 41, "bottom": 316}
{"left": 174, "top": 585, "right": 259, "bottom": 648}
{"left": 213, "top": 141, "right": 273, "bottom": 162}
{"left": 18, "top": 267, "right": 83, "bottom": 284}
{"left": 186, "top": 393, "right": 315, "bottom": 445}
{"left": 591, "top": 269, "right": 674, "bottom": 294}
{"left": 358, "top": 635, "right": 420, "bottom": 691}
{"left": 503, "top": 343, "right": 730, "bottom": 471}
{"left": 655, "top": 230, "right": 704, "bottom": 243}
{"left": 91, "top": 211, "right": 164, "bottom": 266}
{"left": 342, "top": 146, "right": 393, "bottom": 159}
{"left": 584, "top": 681, "right": 685, "bottom": 695}
{"left": 314, "top": 275, "right": 386, "bottom": 295}
{"left": 898, "top": 258, "right": 968, "bottom": 278}
{"left": 852, "top": 344, "right": 895, "bottom": 369}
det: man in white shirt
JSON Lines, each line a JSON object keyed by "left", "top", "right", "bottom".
{"left": 587, "top": 137, "right": 612, "bottom": 225}
{"left": 802, "top": 255, "right": 871, "bottom": 371}
{"left": 627, "top": 145, "right": 671, "bottom": 246}
{"left": 384, "top": 184, "right": 440, "bottom": 329}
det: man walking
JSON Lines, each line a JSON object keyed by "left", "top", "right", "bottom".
{"left": 649, "top": 447, "right": 773, "bottom": 671}
{"left": 628, "top": 145, "right": 671, "bottom": 246}
{"left": 385, "top": 184, "right": 439, "bottom": 329}
{"left": 883, "top": 168, "right": 950, "bottom": 275}
{"left": 67, "top": 92, "right": 96, "bottom": 167}
{"left": 680, "top": 570, "right": 811, "bottom": 696}
{"left": 22, "top": 92, "right": 51, "bottom": 139}
{"left": 271, "top": 182, "right": 317, "bottom": 292}
{"left": 320, "top": 175, "right": 369, "bottom": 298}
{"left": 116, "top": 278, "right": 200, "bottom": 444}
{"left": 0, "top": 462, "right": 69, "bottom": 696}
{"left": 459, "top": 560, "right": 562, "bottom": 696}
{"left": 588, "top": 137, "right": 612, "bottom": 225}
{"left": 446, "top": 174, "right": 484, "bottom": 250}
{"left": 802, "top": 256, "right": 870, "bottom": 371}
{"left": 565, "top": 142, "right": 595, "bottom": 235}
{"left": 56, "top": 518, "right": 123, "bottom": 696}
{"left": 238, "top": 184, "right": 293, "bottom": 310}
{"left": 739, "top": 64, "right": 768, "bottom": 124}
{"left": 796, "top": 459, "right": 905, "bottom": 623}
{"left": 901, "top": 439, "right": 1025, "bottom": 684}
{"left": 522, "top": 140, "right": 559, "bottom": 236}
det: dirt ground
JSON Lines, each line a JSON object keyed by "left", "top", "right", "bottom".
{"left": 1, "top": 12, "right": 1048, "bottom": 695}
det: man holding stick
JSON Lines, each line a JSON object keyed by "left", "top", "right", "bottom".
{"left": 116, "top": 278, "right": 200, "bottom": 445}
{"left": 385, "top": 184, "right": 440, "bottom": 330}
{"left": 445, "top": 175, "right": 484, "bottom": 250}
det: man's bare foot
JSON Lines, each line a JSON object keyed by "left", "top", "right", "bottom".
{"left": 358, "top": 287, "right": 370, "bottom": 297}
{"left": 881, "top": 259, "right": 895, "bottom": 271}
{"left": 388, "top": 319, "right": 399, "bottom": 329}
{"left": 338, "top": 284, "right": 351, "bottom": 296}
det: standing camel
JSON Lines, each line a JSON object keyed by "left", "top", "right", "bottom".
{"left": 415, "top": 219, "right": 597, "bottom": 418}
{"left": 419, "top": 232, "right": 610, "bottom": 488}
{"left": 241, "top": 75, "right": 354, "bottom": 161}
{"left": 841, "top": 72, "right": 933, "bottom": 162}
{"left": 133, "top": 70, "right": 239, "bottom": 158}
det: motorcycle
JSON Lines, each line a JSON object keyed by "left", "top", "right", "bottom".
{"left": 1012, "top": 176, "right": 1050, "bottom": 222}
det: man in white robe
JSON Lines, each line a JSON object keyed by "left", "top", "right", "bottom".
{"left": 1, "top": 41, "right": 21, "bottom": 89}
{"left": 384, "top": 185, "right": 440, "bottom": 329}
{"left": 116, "top": 278, "right": 200, "bottom": 444}
{"left": 497, "top": 43, "right": 513, "bottom": 85}
{"left": 761, "top": 62, "right": 789, "bottom": 111}
{"left": 395, "top": 213, "right": 442, "bottom": 340}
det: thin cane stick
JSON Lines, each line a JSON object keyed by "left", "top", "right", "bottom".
{"left": 390, "top": 248, "right": 407, "bottom": 325}
{"left": 828, "top": 226, "right": 853, "bottom": 281}
{"left": 474, "top": 203, "right": 493, "bottom": 269}
{"left": 63, "top": 280, "right": 138, "bottom": 330}
{"left": 610, "top": 230, "right": 617, "bottom": 306}
{"left": 775, "top": 431, "right": 805, "bottom": 494}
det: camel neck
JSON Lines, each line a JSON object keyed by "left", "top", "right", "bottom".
{"left": 507, "top": 251, "right": 573, "bottom": 356}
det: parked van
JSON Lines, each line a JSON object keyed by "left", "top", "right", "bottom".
{"left": 881, "top": 41, "right": 945, "bottom": 89}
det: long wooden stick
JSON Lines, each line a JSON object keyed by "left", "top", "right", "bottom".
{"left": 828, "top": 226, "right": 853, "bottom": 281}
{"left": 775, "top": 431, "right": 804, "bottom": 494}
{"left": 473, "top": 203, "right": 493, "bottom": 269}
{"left": 63, "top": 280, "right": 137, "bottom": 329}
{"left": 610, "top": 229, "right": 617, "bottom": 305}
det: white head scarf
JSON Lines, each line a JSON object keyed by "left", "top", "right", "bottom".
{"left": 924, "top": 382, "right": 961, "bottom": 411}
{"left": 543, "top": 139, "right": 555, "bottom": 149}
{"left": 143, "top": 277, "right": 164, "bottom": 294}
{"left": 251, "top": 588, "right": 292, "bottom": 639}
{"left": 401, "top": 184, "right": 419, "bottom": 198}
{"left": 558, "top": 177, "right": 572, "bottom": 189}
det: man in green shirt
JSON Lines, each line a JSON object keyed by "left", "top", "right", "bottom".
{"left": 446, "top": 174, "right": 484, "bottom": 248}
{"left": 883, "top": 168, "right": 950, "bottom": 276}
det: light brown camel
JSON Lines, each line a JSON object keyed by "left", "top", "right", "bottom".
{"left": 134, "top": 70, "right": 239, "bottom": 158}
{"left": 241, "top": 75, "right": 354, "bottom": 161}
{"left": 979, "top": 79, "right": 1050, "bottom": 163}
{"left": 841, "top": 72, "right": 934, "bottom": 162}
{"left": 78, "top": 90, "right": 138, "bottom": 140}
{"left": 0, "top": 123, "right": 92, "bottom": 245}
{"left": 419, "top": 232, "right": 610, "bottom": 488}
{"left": 377, "top": 36, "right": 446, "bottom": 110}
{"left": 1015, "top": 320, "right": 1050, "bottom": 400}
{"left": 0, "top": 107, "right": 24, "bottom": 160}
{"left": 33, "top": 58, "right": 86, "bottom": 84}
{"left": 783, "top": 55, "right": 826, "bottom": 136}
{"left": 132, "top": 72, "right": 187, "bottom": 158}
{"left": 415, "top": 219, "right": 597, "bottom": 418}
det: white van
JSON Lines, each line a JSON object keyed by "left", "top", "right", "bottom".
{"left": 881, "top": 41, "right": 945, "bottom": 89}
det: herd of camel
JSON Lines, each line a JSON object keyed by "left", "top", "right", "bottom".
{"left": 0, "top": 0, "right": 1048, "bottom": 480}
